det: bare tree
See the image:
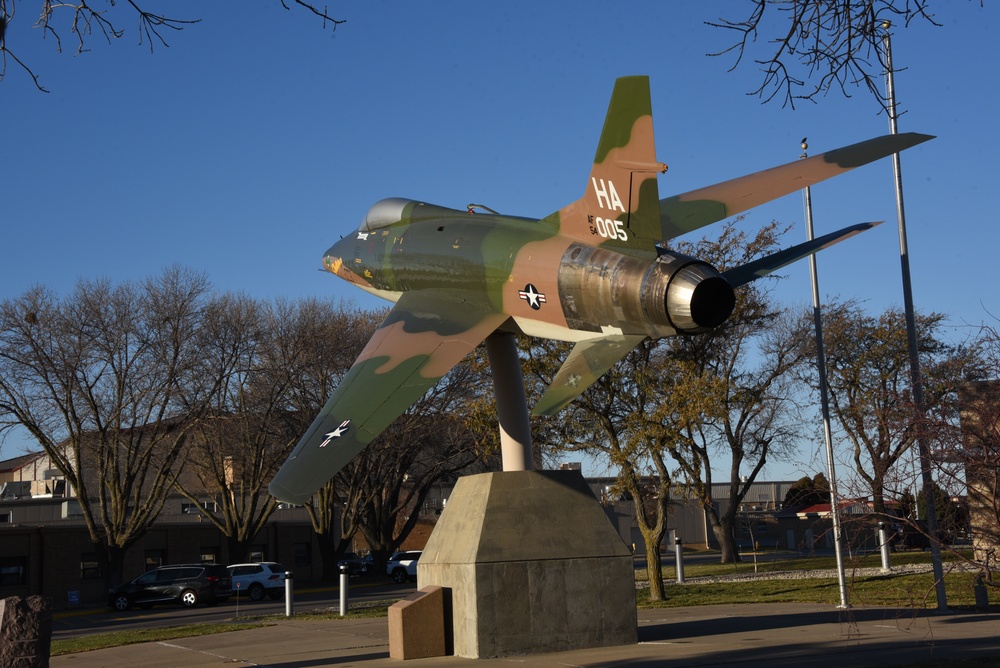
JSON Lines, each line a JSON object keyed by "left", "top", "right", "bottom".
{"left": 669, "top": 318, "right": 807, "bottom": 564}
{"left": 800, "top": 299, "right": 979, "bottom": 516}
{"left": 658, "top": 222, "right": 808, "bottom": 564}
{"left": 0, "top": 0, "right": 345, "bottom": 92}
{"left": 707, "top": 0, "right": 948, "bottom": 109}
{"left": 0, "top": 266, "right": 214, "bottom": 587}
{"left": 174, "top": 294, "right": 307, "bottom": 563}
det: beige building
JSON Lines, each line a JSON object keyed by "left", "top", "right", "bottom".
{"left": 0, "top": 451, "right": 65, "bottom": 499}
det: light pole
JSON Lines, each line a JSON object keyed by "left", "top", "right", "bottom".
{"left": 881, "top": 20, "right": 948, "bottom": 612}
{"left": 800, "top": 138, "right": 849, "bottom": 609}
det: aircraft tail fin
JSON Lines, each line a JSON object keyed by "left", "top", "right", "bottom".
{"left": 550, "top": 76, "right": 667, "bottom": 250}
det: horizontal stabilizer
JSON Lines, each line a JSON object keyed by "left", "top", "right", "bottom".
{"left": 721, "top": 222, "right": 882, "bottom": 288}
{"left": 532, "top": 334, "right": 646, "bottom": 416}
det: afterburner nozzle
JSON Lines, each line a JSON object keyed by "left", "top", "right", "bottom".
{"left": 666, "top": 265, "right": 735, "bottom": 332}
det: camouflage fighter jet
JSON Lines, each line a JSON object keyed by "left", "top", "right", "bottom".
{"left": 269, "top": 75, "right": 932, "bottom": 505}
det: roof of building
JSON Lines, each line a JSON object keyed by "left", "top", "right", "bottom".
{"left": 0, "top": 451, "right": 46, "bottom": 474}
{"left": 774, "top": 499, "right": 876, "bottom": 518}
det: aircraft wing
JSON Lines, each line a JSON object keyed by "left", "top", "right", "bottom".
{"left": 532, "top": 335, "right": 647, "bottom": 417}
{"left": 659, "top": 133, "right": 933, "bottom": 240}
{"left": 268, "top": 291, "right": 509, "bottom": 505}
{"left": 721, "top": 221, "right": 882, "bottom": 288}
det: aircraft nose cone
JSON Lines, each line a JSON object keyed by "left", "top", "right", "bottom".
{"left": 322, "top": 237, "right": 351, "bottom": 277}
{"left": 323, "top": 252, "right": 344, "bottom": 276}
{"left": 322, "top": 236, "right": 375, "bottom": 289}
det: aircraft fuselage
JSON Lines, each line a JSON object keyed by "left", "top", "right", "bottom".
{"left": 323, "top": 199, "right": 733, "bottom": 344}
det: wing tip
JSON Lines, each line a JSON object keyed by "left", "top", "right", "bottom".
{"left": 899, "top": 131, "right": 936, "bottom": 148}
{"left": 826, "top": 132, "right": 934, "bottom": 168}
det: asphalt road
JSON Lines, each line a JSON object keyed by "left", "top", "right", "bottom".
{"left": 52, "top": 576, "right": 414, "bottom": 640}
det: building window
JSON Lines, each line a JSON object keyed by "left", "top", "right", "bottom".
{"left": 293, "top": 543, "right": 310, "bottom": 566}
{"left": 145, "top": 549, "right": 165, "bottom": 570}
{"left": 181, "top": 501, "right": 219, "bottom": 515}
{"left": 0, "top": 558, "right": 27, "bottom": 586}
{"left": 80, "top": 554, "right": 101, "bottom": 580}
{"left": 200, "top": 548, "right": 220, "bottom": 564}
{"left": 0, "top": 512, "right": 11, "bottom": 523}
{"left": 249, "top": 548, "right": 265, "bottom": 563}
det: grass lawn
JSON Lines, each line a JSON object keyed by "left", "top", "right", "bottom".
{"left": 641, "top": 569, "right": 988, "bottom": 608}
{"left": 51, "top": 622, "right": 273, "bottom": 656}
{"left": 50, "top": 602, "right": 394, "bottom": 656}
{"left": 639, "top": 549, "right": 992, "bottom": 609}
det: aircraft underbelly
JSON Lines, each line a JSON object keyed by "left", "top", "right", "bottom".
{"left": 511, "top": 317, "right": 611, "bottom": 343}
{"left": 357, "top": 286, "right": 403, "bottom": 304}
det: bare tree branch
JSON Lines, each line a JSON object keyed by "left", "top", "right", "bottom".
{"left": 707, "top": 0, "right": 945, "bottom": 110}
{"left": 281, "top": 0, "right": 345, "bottom": 30}
{"left": 1, "top": 1, "right": 344, "bottom": 92}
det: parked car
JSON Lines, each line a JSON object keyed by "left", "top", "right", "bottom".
{"left": 337, "top": 552, "right": 372, "bottom": 577}
{"left": 227, "top": 562, "right": 288, "bottom": 601}
{"left": 385, "top": 551, "right": 421, "bottom": 583}
{"left": 108, "top": 563, "right": 232, "bottom": 611}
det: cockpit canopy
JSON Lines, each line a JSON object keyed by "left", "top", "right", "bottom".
{"left": 359, "top": 198, "right": 471, "bottom": 234}
{"left": 361, "top": 198, "right": 412, "bottom": 233}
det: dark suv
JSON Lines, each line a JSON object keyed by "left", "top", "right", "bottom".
{"left": 108, "top": 564, "right": 232, "bottom": 610}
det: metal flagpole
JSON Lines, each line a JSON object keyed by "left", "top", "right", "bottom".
{"left": 881, "top": 20, "right": 948, "bottom": 612}
{"left": 800, "top": 139, "right": 850, "bottom": 609}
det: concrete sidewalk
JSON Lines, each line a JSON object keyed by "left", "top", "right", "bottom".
{"left": 51, "top": 603, "right": 1000, "bottom": 667}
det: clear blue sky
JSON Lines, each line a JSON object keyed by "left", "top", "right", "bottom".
{"left": 3, "top": 2, "right": 996, "bottom": 483}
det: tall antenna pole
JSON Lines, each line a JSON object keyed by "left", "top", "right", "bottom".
{"left": 801, "top": 139, "right": 849, "bottom": 609}
{"left": 882, "top": 20, "right": 948, "bottom": 612}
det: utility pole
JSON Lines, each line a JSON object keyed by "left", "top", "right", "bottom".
{"left": 881, "top": 20, "right": 948, "bottom": 612}
{"left": 800, "top": 138, "right": 850, "bottom": 609}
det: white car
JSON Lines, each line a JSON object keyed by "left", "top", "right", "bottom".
{"left": 227, "top": 562, "right": 287, "bottom": 601}
{"left": 385, "top": 551, "right": 421, "bottom": 583}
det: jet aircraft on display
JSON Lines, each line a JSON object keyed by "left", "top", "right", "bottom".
{"left": 269, "top": 76, "right": 931, "bottom": 505}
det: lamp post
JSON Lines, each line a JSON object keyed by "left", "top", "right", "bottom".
{"left": 881, "top": 20, "right": 948, "bottom": 612}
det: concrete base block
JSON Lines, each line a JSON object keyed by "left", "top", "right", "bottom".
{"left": 419, "top": 470, "right": 637, "bottom": 659}
{"left": 388, "top": 585, "right": 448, "bottom": 660}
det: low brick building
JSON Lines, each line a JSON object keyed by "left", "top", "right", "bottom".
{"left": 0, "top": 451, "right": 324, "bottom": 608}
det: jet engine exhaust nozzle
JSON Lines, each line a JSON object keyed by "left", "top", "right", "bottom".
{"left": 666, "top": 265, "right": 735, "bottom": 333}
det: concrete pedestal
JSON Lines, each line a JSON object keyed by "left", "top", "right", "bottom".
{"left": 418, "top": 470, "right": 637, "bottom": 659}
